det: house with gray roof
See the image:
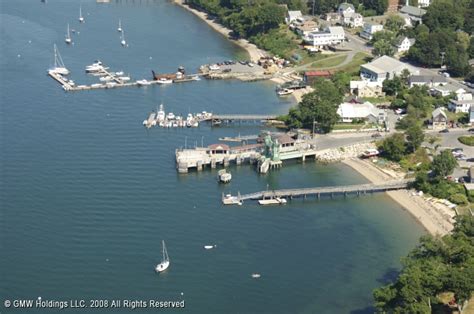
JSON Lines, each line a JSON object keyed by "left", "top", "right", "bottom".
{"left": 360, "top": 56, "right": 419, "bottom": 83}
{"left": 409, "top": 75, "right": 447, "bottom": 88}
{"left": 399, "top": 6, "right": 426, "bottom": 24}
{"left": 431, "top": 107, "right": 447, "bottom": 130}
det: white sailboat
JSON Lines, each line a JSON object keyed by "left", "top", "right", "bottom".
{"left": 49, "top": 44, "right": 70, "bottom": 75}
{"left": 120, "top": 30, "right": 127, "bottom": 47}
{"left": 117, "top": 19, "right": 122, "bottom": 32}
{"left": 65, "top": 24, "right": 72, "bottom": 44}
{"left": 155, "top": 240, "right": 170, "bottom": 273}
{"left": 79, "top": 5, "right": 84, "bottom": 23}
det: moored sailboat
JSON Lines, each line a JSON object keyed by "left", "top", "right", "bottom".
{"left": 65, "top": 24, "right": 72, "bottom": 44}
{"left": 79, "top": 5, "right": 84, "bottom": 23}
{"left": 155, "top": 240, "right": 170, "bottom": 272}
{"left": 49, "top": 44, "right": 70, "bottom": 75}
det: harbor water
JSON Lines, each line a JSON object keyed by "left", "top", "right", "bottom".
{"left": 0, "top": 1, "right": 424, "bottom": 313}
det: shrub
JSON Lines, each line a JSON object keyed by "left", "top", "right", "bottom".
{"left": 458, "top": 136, "right": 474, "bottom": 146}
{"left": 449, "top": 193, "right": 468, "bottom": 205}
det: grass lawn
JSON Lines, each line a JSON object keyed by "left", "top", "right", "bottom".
{"left": 333, "top": 123, "right": 364, "bottom": 130}
{"left": 361, "top": 96, "right": 394, "bottom": 104}
{"left": 337, "top": 52, "right": 372, "bottom": 74}
{"left": 310, "top": 54, "right": 347, "bottom": 69}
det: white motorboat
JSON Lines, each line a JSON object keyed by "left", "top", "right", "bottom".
{"left": 49, "top": 44, "right": 70, "bottom": 75}
{"left": 166, "top": 112, "right": 175, "bottom": 120}
{"left": 65, "top": 24, "right": 72, "bottom": 44}
{"left": 157, "top": 104, "right": 166, "bottom": 122}
{"left": 106, "top": 82, "right": 117, "bottom": 88}
{"left": 99, "top": 76, "right": 113, "bottom": 82}
{"left": 155, "top": 240, "right": 170, "bottom": 273}
{"left": 115, "top": 71, "right": 124, "bottom": 76}
{"left": 85, "top": 61, "right": 104, "bottom": 73}
{"left": 251, "top": 273, "right": 261, "bottom": 278}
{"left": 137, "top": 79, "right": 151, "bottom": 86}
{"left": 156, "top": 78, "right": 173, "bottom": 84}
{"left": 277, "top": 88, "right": 293, "bottom": 96}
{"left": 209, "top": 64, "right": 220, "bottom": 71}
{"left": 204, "top": 245, "right": 215, "bottom": 250}
{"left": 119, "top": 76, "right": 131, "bottom": 82}
{"left": 258, "top": 197, "right": 287, "bottom": 205}
{"left": 120, "top": 30, "right": 126, "bottom": 47}
{"left": 218, "top": 169, "right": 232, "bottom": 183}
{"left": 78, "top": 5, "right": 84, "bottom": 23}
{"left": 117, "top": 19, "right": 122, "bottom": 32}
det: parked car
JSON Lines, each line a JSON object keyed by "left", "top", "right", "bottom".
{"left": 439, "top": 128, "right": 449, "bottom": 133}
{"left": 371, "top": 133, "right": 382, "bottom": 138}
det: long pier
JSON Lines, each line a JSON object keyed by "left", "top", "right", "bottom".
{"left": 223, "top": 179, "right": 413, "bottom": 204}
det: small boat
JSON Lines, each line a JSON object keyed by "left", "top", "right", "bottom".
{"left": 120, "top": 30, "right": 126, "bottom": 47}
{"left": 222, "top": 193, "right": 242, "bottom": 205}
{"left": 119, "top": 76, "right": 131, "bottom": 82}
{"left": 78, "top": 5, "right": 84, "bottom": 23}
{"left": 251, "top": 273, "right": 261, "bottom": 278}
{"left": 156, "top": 77, "right": 173, "bottom": 84}
{"left": 209, "top": 64, "right": 220, "bottom": 71}
{"left": 65, "top": 24, "right": 72, "bottom": 44}
{"left": 204, "top": 245, "right": 215, "bottom": 250}
{"left": 115, "top": 71, "right": 124, "bottom": 76}
{"left": 218, "top": 169, "right": 232, "bottom": 183}
{"left": 258, "top": 197, "right": 287, "bottom": 205}
{"left": 105, "top": 82, "right": 117, "bottom": 88}
{"left": 91, "top": 83, "right": 103, "bottom": 88}
{"left": 166, "top": 112, "right": 175, "bottom": 120}
{"left": 49, "top": 44, "right": 70, "bottom": 75}
{"left": 277, "top": 88, "right": 293, "bottom": 96}
{"left": 85, "top": 61, "right": 104, "bottom": 73}
{"left": 361, "top": 148, "right": 380, "bottom": 158}
{"left": 137, "top": 79, "right": 151, "bottom": 86}
{"left": 155, "top": 240, "right": 170, "bottom": 273}
{"left": 99, "top": 76, "right": 113, "bottom": 82}
{"left": 157, "top": 104, "right": 166, "bottom": 122}
{"left": 117, "top": 19, "right": 122, "bottom": 32}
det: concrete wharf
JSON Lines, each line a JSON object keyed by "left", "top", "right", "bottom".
{"left": 223, "top": 179, "right": 414, "bottom": 204}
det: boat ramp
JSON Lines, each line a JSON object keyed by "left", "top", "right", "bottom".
{"left": 222, "top": 179, "right": 414, "bottom": 205}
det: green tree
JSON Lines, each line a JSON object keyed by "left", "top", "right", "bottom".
{"left": 380, "top": 133, "right": 406, "bottom": 161}
{"left": 385, "top": 15, "right": 405, "bottom": 32}
{"left": 383, "top": 75, "right": 405, "bottom": 96}
{"left": 423, "top": 1, "right": 464, "bottom": 31}
{"left": 431, "top": 149, "right": 458, "bottom": 177}
{"left": 373, "top": 39, "right": 395, "bottom": 56}
{"left": 405, "top": 124, "right": 425, "bottom": 153}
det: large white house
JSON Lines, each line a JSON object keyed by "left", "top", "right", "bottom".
{"left": 360, "top": 56, "right": 419, "bottom": 82}
{"left": 448, "top": 99, "right": 474, "bottom": 113}
{"left": 303, "top": 26, "right": 345, "bottom": 47}
{"left": 360, "top": 23, "right": 383, "bottom": 40}
{"left": 338, "top": 2, "right": 355, "bottom": 16}
{"left": 337, "top": 101, "right": 385, "bottom": 123}
{"left": 393, "top": 36, "right": 415, "bottom": 53}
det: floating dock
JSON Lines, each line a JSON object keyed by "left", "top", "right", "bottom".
{"left": 222, "top": 179, "right": 414, "bottom": 204}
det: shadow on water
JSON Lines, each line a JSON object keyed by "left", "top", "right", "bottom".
{"left": 350, "top": 306, "right": 376, "bottom": 314}
{"left": 376, "top": 267, "right": 400, "bottom": 285}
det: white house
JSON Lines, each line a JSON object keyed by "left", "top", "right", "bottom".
{"left": 337, "top": 101, "right": 385, "bottom": 123}
{"left": 448, "top": 99, "right": 474, "bottom": 113}
{"left": 360, "top": 23, "right": 383, "bottom": 40}
{"left": 303, "top": 26, "right": 345, "bottom": 47}
{"left": 408, "top": 75, "right": 447, "bottom": 88}
{"left": 350, "top": 80, "right": 384, "bottom": 97}
{"left": 430, "top": 85, "right": 466, "bottom": 97}
{"left": 285, "top": 10, "right": 302, "bottom": 24}
{"left": 417, "top": 0, "right": 430, "bottom": 8}
{"left": 393, "top": 36, "right": 415, "bottom": 53}
{"left": 399, "top": 6, "right": 426, "bottom": 24}
{"left": 338, "top": 3, "right": 355, "bottom": 16}
{"left": 360, "top": 55, "right": 419, "bottom": 83}
{"left": 431, "top": 107, "right": 447, "bottom": 130}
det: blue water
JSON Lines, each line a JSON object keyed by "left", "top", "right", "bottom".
{"left": 0, "top": 1, "right": 423, "bottom": 313}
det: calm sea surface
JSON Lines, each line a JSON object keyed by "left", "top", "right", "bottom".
{"left": 0, "top": 1, "right": 423, "bottom": 313}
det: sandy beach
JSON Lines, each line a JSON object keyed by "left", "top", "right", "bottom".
{"left": 173, "top": 0, "right": 266, "bottom": 62}
{"left": 343, "top": 158, "right": 455, "bottom": 236}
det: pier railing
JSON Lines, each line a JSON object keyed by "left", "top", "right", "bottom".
{"left": 226, "top": 179, "right": 414, "bottom": 203}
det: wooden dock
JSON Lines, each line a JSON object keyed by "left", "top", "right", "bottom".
{"left": 223, "top": 179, "right": 414, "bottom": 204}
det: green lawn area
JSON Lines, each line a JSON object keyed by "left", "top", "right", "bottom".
{"left": 310, "top": 54, "right": 347, "bottom": 69}
{"left": 333, "top": 123, "right": 365, "bottom": 130}
{"left": 361, "top": 96, "right": 394, "bottom": 104}
{"left": 337, "top": 52, "right": 372, "bottom": 75}
{"left": 458, "top": 136, "right": 474, "bottom": 146}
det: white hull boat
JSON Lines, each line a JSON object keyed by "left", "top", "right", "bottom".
{"left": 49, "top": 44, "right": 70, "bottom": 75}
{"left": 155, "top": 240, "right": 170, "bottom": 273}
